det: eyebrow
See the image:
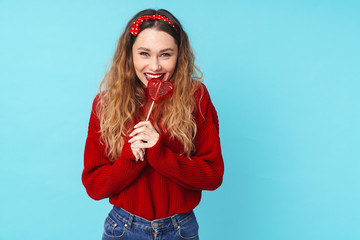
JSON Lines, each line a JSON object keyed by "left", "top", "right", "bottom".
{"left": 136, "top": 47, "right": 175, "bottom": 52}
{"left": 160, "top": 48, "right": 175, "bottom": 52}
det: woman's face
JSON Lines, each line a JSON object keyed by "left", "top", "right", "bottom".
{"left": 132, "top": 28, "right": 178, "bottom": 87}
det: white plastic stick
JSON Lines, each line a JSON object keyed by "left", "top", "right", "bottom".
{"left": 145, "top": 101, "right": 155, "bottom": 121}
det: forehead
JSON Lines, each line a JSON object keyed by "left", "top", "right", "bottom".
{"left": 133, "top": 28, "right": 177, "bottom": 50}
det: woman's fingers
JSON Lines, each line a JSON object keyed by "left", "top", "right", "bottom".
{"left": 128, "top": 132, "right": 150, "bottom": 143}
{"left": 131, "top": 147, "right": 145, "bottom": 161}
{"left": 131, "top": 141, "right": 151, "bottom": 149}
{"left": 130, "top": 140, "right": 145, "bottom": 161}
{"left": 129, "top": 121, "right": 159, "bottom": 148}
{"left": 137, "top": 148, "right": 144, "bottom": 161}
{"left": 132, "top": 148, "right": 139, "bottom": 161}
{"left": 134, "top": 121, "right": 154, "bottom": 130}
{"left": 129, "top": 126, "right": 147, "bottom": 137}
{"left": 129, "top": 121, "right": 156, "bottom": 136}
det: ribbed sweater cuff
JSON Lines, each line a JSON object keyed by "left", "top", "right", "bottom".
{"left": 147, "top": 135, "right": 165, "bottom": 165}
{"left": 114, "top": 140, "right": 146, "bottom": 168}
{"left": 121, "top": 140, "right": 136, "bottom": 160}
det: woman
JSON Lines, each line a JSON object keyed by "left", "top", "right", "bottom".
{"left": 82, "top": 9, "right": 224, "bottom": 240}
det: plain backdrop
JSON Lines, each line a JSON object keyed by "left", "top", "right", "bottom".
{"left": 1, "top": 0, "right": 359, "bottom": 239}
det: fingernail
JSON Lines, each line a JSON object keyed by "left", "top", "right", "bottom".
{"left": 129, "top": 132, "right": 133, "bottom": 137}
{"left": 134, "top": 124, "right": 138, "bottom": 128}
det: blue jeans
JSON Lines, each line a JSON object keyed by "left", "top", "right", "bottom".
{"left": 102, "top": 207, "right": 199, "bottom": 240}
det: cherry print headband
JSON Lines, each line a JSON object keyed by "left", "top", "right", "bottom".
{"left": 129, "top": 14, "right": 178, "bottom": 36}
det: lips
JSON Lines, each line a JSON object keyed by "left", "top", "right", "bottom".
{"left": 144, "top": 73, "right": 165, "bottom": 81}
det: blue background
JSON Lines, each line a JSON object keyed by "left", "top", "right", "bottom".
{"left": 1, "top": 0, "right": 359, "bottom": 239}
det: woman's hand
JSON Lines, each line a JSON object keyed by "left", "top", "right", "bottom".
{"left": 128, "top": 121, "right": 160, "bottom": 150}
{"left": 130, "top": 142, "right": 146, "bottom": 162}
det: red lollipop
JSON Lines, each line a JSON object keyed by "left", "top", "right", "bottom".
{"left": 145, "top": 79, "right": 174, "bottom": 121}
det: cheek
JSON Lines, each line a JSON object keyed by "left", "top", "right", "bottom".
{"left": 133, "top": 56, "right": 141, "bottom": 70}
{"left": 132, "top": 58, "right": 144, "bottom": 80}
{"left": 166, "top": 59, "right": 178, "bottom": 73}
{"left": 132, "top": 53, "right": 147, "bottom": 71}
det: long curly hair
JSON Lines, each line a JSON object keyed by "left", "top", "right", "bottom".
{"left": 98, "top": 9, "right": 203, "bottom": 161}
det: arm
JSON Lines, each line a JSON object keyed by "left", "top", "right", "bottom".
{"left": 130, "top": 85, "right": 224, "bottom": 191}
{"left": 81, "top": 96, "right": 146, "bottom": 200}
{"left": 148, "top": 87, "right": 223, "bottom": 191}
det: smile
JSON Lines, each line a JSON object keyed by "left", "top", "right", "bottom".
{"left": 144, "top": 73, "right": 165, "bottom": 81}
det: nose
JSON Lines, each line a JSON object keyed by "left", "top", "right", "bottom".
{"left": 149, "top": 57, "right": 162, "bottom": 72}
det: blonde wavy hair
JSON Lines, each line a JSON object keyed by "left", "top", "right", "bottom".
{"left": 97, "top": 9, "right": 203, "bottom": 161}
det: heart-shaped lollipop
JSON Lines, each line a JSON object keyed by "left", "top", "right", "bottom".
{"left": 145, "top": 79, "right": 174, "bottom": 121}
{"left": 147, "top": 80, "right": 174, "bottom": 103}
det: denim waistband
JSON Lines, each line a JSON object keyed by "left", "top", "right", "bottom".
{"left": 112, "top": 206, "right": 194, "bottom": 231}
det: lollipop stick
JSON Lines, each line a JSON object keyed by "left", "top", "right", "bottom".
{"left": 145, "top": 101, "right": 155, "bottom": 121}
{"left": 145, "top": 82, "right": 162, "bottom": 121}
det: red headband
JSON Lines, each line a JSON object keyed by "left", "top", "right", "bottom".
{"left": 129, "top": 14, "right": 177, "bottom": 36}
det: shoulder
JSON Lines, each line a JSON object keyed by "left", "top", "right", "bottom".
{"left": 194, "top": 82, "right": 216, "bottom": 112}
{"left": 193, "top": 82, "right": 219, "bottom": 132}
{"left": 88, "top": 93, "right": 104, "bottom": 126}
{"left": 91, "top": 92, "right": 105, "bottom": 116}
{"left": 194, "top": 82, "right": 212, "bottom": 108}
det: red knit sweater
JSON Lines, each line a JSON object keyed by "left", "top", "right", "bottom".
{"left": 82, "top": 84, "right": 224, "bottom": 220}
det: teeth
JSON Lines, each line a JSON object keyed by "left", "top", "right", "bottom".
{"left": 145, "top": 73, "right": 163, "bottom": 78}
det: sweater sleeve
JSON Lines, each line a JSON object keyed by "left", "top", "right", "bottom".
{"left": 146, "top": 84, "right": 224, "bottom": 191}
{"left": 82, "top": 95, "right": 146, "bottom": 200}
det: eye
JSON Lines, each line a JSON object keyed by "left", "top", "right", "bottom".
{"left": 161, "top": 53, "right": 171, "bottom": 57}
{"left": 140, "top": 52, "right": 149, "bottom": 56}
